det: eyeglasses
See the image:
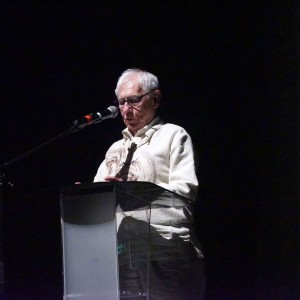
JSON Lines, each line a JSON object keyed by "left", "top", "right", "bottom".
{"left": 113, "top": 89, "right": 156, "bottom": 107}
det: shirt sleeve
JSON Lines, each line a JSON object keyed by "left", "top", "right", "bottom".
{"left": 93, "top": 159, "right": 107, "bottom": 182}
{"left": 157, "top": 128, "right": 198, "bottom": 201}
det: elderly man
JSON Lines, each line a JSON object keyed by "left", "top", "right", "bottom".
{"left": 94, "top": 68, "right": 205, "bottom": 299}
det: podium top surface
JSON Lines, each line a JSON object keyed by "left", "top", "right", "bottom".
{"left": 60, "top": 181, "right": 191, "bottom": 207}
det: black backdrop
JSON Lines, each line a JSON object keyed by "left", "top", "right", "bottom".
{"left": 1, "top": 3, "right": 299, "bottom": 300}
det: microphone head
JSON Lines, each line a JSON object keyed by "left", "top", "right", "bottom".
{"left": 107, "top": 106, "right": 119, "bottom": 118}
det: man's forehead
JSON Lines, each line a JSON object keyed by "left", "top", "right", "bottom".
{"left": 119, "top": 79, "right": 142, "bottom": 94}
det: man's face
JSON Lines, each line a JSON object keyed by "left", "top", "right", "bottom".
{"left": 117, "top": 75, "right": 160, "bottom": 135}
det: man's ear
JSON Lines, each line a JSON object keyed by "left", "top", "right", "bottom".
{"left": 152, "top": 90, "right": 161, "bottom": 109}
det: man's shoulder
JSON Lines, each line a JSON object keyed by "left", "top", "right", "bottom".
{"left": 158, "top": 122, "right": 188, "bottom": 134}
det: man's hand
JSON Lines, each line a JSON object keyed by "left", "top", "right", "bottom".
{"left": 104, "top": 176, "right": 123, "bottom": 182}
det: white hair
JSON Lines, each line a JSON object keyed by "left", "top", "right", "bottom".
{"left": 115, "top": 68, "right": 159, "bottom": 97}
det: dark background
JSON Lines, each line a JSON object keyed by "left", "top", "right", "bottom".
{"left": 1, "top": 2, "right": 299, "bottom": 299}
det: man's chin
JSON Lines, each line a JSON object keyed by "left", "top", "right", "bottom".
{"left": 125, "top": 122, "right": 140, "bottom": 134}
{"left": 125, "top": 120, "right": 137, "bottom": 127}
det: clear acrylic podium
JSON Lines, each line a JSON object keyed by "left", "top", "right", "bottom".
{"left": 60, "top": 181, "right": 190, "bottom": 300}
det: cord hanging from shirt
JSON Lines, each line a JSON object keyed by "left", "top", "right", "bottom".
{"left": 115, "top": 143, "right": 137, "bottom": 181}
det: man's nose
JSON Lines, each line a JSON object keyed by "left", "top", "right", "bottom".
{"left": 123, "top": 101, "right": 133, "bottom": 111}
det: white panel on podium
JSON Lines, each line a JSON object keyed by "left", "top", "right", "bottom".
{"left": 61, "top": 184, "right": 119, "bottom": 300}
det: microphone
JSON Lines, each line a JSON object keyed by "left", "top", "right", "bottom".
{"left": 73, "top": 106, "right": 118, "bottom": 129}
